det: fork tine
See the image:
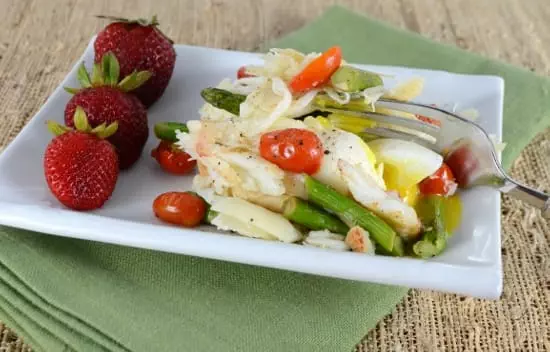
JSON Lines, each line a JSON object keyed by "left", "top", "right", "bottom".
{"left": 320, "top": 107, "right": 440, "bottom": 136}
{"left": 375, "top": 98, "right": 463, "bottom": 122}
{"left": 363, "top": 127, "right": 437, "bottom": 146}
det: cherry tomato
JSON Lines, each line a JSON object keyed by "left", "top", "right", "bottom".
{"left": 259, "top": 128, "right": 323, "bottom": 175}
{"left": 153, "top": 192, "right": 206, "bottom": 227}
{"left": 237, "top": 66, "right": 255, "bottom": 79}
{"left": 419, "top": 163, "right": 457, "bottom": 196}
{"left": 417, "top": 115, "right": 442, "bottom": 127}
{"left": 444, "top": 145, "right": 478, "bottom": 186}
{"left": 288, "top": 46, "right": 342, "bottom": 94}
{"left": 151, "top": 141, "right": 196, "bottom": 175}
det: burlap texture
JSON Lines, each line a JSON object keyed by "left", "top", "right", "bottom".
{"left": 0, "top": 0, "right": 549, "bottom": 351}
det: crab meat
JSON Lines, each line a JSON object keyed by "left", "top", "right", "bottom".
{"left": 345, "top": 226, "right": 375, "bottom": 254}
{"left": 338, "top": 159, "right": 422, "bottom": 238}
{"left": 303, "top": 230, "right": 350, "bottom": 251}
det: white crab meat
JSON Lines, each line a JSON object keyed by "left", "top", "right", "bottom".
{"left": 210, "top": 196, "right": 302, "bottom": 243}
{"left": 345, "top": 226, "right": 375, "bottom": 254}
{"left": 216, "top": 152, "right": 286, "bottom": 195}
{"left": 237, "top": 77, "right": 292, "bottom": 136}
{"left": 304, "top": 117, "right": 385, "bottom": 195}
{"left": 338, "top": 159, "right": 422, "bottom": 238}
{"left": 303, "top": 230, "right": 350, "bottom": 251}
{"left": 245, "top": 48, "right": 319, "bottom": 82}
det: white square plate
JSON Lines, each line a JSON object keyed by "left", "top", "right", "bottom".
{"left": 0, "top": 40, "right": 503, "bottom": 299}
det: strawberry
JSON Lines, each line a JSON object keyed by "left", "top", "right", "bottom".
{"left": 94, "top": 15, "right": 176, "bottom": 107}
{"left": 65, "top": 53, "right": 150, "bottom": 170}
{"left": 44, "top": 108, "right": 119, "bottom": 211}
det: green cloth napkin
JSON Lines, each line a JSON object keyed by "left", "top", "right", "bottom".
{"left": 1, "top": 5, "right": 550, "bottom": 352}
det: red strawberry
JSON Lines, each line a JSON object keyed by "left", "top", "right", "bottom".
{"left": 44, "top": 108, "right": 119, "bottom": 211}
{"left": 64, "top": 53, "right": 150, "bottom": 170}
{"left": 94, "top": 15, "right": 176, "bottom": 107}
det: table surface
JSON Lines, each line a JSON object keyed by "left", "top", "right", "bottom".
{"left": 0, "top": 0, "right": 549, "bottom": 351}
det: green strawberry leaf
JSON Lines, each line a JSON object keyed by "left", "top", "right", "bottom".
{"left": 118, "top": 70, "right": 152, "bottom": 92}
{"left": 46, "top": 120, "right": 72, "bottom": 136}
{"left": 91, "top": 63, "right": 104, "bottom": 87}
{"left": 97, "top": 121, "right": 119, "bottom": 139}
{"left": 117, "top": 71, "right": 138, "bottom": 92}
{"left": 64, "top": 87, "right": 80, "bottom": 94}
{"left": 77, "top": 63, "right": 92, "bottom": 88}
{"left": 135, "top": 71, "right": 152, "bottom": 86}
{"left": 108, "top": 53, "right": 120, "bottom": 85}
{"left": 101, "top": 52, "right": 120, "bottom": 86}
{"left": 73, "top": 107, "right": 91, "bottom": 132}
{"left": 90, "top": 122, "right": 107, "bottom": 134}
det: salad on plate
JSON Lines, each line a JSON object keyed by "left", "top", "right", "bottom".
{"left": 149, "top": 46, "right": 463, "bottom": 258}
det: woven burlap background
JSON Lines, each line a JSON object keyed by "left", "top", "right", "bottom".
{"left": 0, "top": 0, "right": 549, "bottom": 351}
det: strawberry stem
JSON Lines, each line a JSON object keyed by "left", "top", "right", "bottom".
{"left": 95, "top": 14, "right": 159, "bottom": 27}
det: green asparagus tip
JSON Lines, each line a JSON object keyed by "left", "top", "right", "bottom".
{"left": 154, "top": 122, "right": 188, "bottom": 142}
{"left": 200, "top": 87, "right": 246, "bottom": 116}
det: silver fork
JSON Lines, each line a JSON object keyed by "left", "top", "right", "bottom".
{"left": 316, "top": 98, "right": 550, "bottom": 219}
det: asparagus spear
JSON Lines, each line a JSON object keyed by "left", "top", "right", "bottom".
{"left": 154, "top": 122, "right": 188, "bottom": 142}
{"left": 412, "top": 196, "right": 448, "bottom": 258}
{"left": 303, "top": 176, "right": 403, "bottom": 256}
{"left": 206, "top": 209, "right": 219, "bottom": 224}
{"left": 282, "top": 197, "right": 349, "bottom": 235}
{"left": 330, "top": 66, "right": 383, "bottom": 92}
{"left": 200, "top": 88, "right": 247, "bottom": 115}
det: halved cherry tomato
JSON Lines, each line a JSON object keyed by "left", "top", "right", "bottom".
{"left": 153, "top": 192, "right": 206, "bottom": 227}
{"left": 288, "top": 46, "right": 342, "bottom": 94}
{"left": 419, "top": 163, "right": 457, "bottom": 196}
{"left": 151, "top": 141, "right": 196, "bottom": 175}
{"left": 417, "top": 115, "right": 442, "bottom": 127}
{"left": 259, "top": 128, "right": 323, "bottom": 175}
{"left": 445, "top": 145, "right": 478, "bottom": 186}
{"left": 237, "top": 66, "right": 255, "bottom": 79}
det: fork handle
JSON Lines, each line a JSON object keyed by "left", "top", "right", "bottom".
{"left": 500, "top": 179, "right": 550, "bottom": 219}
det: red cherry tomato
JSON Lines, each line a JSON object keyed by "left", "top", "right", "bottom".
{"left": 288, "top": 46, "right": 342, "bottom": 94}
{"left": 153, "top": 192, "right": 206, "bottom": 227}
{"left": 237, "top": 66, "right": 255, "bottom": 79}
{"left": 151, "top": 141, "right": 196, "bottom": 175}
{"left": 259, "top": 128, "right": 323, "bottom": 175}
{"left": 419, "top": 163, "right": 457, "bottom": 196}
{"left": 417, "top": 115, "right": 442, "bottom": 127}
